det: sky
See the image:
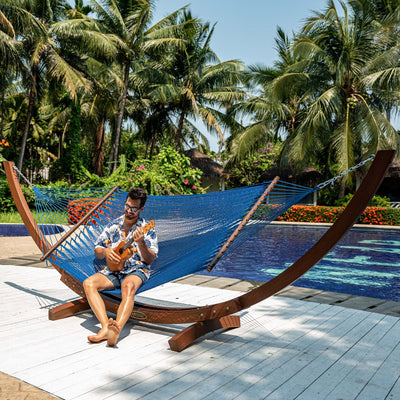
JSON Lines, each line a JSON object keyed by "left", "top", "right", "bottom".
{"left": 153, "top": 0, "right": 327, "bottom": 67}
{"left": 152, "top": 0, "right": 327, "bottom": 150}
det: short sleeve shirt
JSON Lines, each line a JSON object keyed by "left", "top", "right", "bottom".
{"left": 93, "top": 215, "right": 158, "bottom": 280}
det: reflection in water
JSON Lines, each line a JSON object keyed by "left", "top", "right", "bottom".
{"left": 205, "top": 224, "right": 400, "bottom": 302}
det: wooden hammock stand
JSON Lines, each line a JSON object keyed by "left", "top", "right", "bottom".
{"left": 3, "top": 149, "right": 395, "bottom": 352}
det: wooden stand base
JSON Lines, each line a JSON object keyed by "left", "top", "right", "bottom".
{"left": 49, "top": 297, "right": 240, "bottom": 352}
{"left": 168, "top": 315, "right": 241, "bottom": 352}
{"left": 49, "top": 298, "right": 90, "bottom": 320}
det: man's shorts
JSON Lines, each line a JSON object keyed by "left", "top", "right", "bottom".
{"left": 103, "top": 269, "right": 149, "bottom": 289}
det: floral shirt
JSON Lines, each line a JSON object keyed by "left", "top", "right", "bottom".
{"left": 93, "top": 215, "right": 158, "bottom": 280}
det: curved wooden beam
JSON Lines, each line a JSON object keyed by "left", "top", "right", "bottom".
{"left": 4, "top": 150, "right": 395, "bottom": 351}
{"left": 3, "top": 162, "right": 49, "bottom": 254}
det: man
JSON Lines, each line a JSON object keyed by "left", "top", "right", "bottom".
{"left": 83, "top": 188, "right": 158, "bottom": 346}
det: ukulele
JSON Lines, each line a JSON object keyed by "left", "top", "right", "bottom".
{"left": 107, "top": 220, "right": 155, "bottom": 272}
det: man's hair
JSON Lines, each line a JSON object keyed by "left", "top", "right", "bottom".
{"left": 126, "top": 187, "right": 147, "bottom": 208}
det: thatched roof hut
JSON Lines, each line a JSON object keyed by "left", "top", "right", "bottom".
{"left": 184, "top": 149, "right": 223, "bottom": 192}
{"left": 376, "top": 160, "right": 400, "bottom": 200}
{"left": 260, "top": 164, "right": 322, "bottom": 188}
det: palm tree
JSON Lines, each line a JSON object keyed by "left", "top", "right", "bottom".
{"left": 87, "top": 0, "right": 188, "bottom": 172}
{"left": 226, "top": 27, "right": 303, "bottom": 163}
{"left": 285, "top": 0, "right": 400, "bottom": 184}
{"left": 163, "top": 12, "right": 245, "bottom": 151}
{"left": 237, "top": 0, "right": 400, "bottom": 193}
{"left": 0, "top": 1, "right": 27, "bottom": 137}
{"left": 1, "top": 0, "right": 91, "bottom": 172}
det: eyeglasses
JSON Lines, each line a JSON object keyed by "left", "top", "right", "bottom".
{"left": 124, "top": 204, "right": 140, "bottom": 214}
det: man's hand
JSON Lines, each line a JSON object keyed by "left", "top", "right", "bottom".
{"left": 105, "top": 247, "right": 121, "bottom": 266}
{"left": 132, "top": 226, "right": 145, "bottom": 244}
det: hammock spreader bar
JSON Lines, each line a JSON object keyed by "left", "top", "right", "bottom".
{"left": 206, "top": 176, "right": 280, "bottom": 272}
{"left": 40, "top": 185, "right": 120, "bottom": 261}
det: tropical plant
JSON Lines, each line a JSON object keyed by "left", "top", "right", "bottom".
{"left": 83, "top": 0, "right": 190, "bottom": 172}
{"left": 0, "top": 0, "right": 91, "bottom": 173}
{"left": 278, "top": 0, "right": 400, "bottom": 189}
{"left": 225, "top": 142, "right": 281, "bottom": 187}
{"left": 229, "top": 0, "right": 400, "bottom": 196}
{"left": 77, "top": 147, "right": 205, "bottom": 194}
{"left": 163, "top": 11, "right": 245, "bottom": 152}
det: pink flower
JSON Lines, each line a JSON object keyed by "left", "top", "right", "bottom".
{"left": 184, "top": 179, "right": 189, "bottom": 185}
{"left": 192, "top": 185, "right": 197, "bottom": 189}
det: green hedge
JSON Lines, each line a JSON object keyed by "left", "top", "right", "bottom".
{"left": 277, "top": 205, "right": 400, "bottom": 225}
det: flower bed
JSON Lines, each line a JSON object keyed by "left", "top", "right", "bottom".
{"left": 276, "top": 205, "right": 400, "bottom": 225}
{"left": 67, "top": 198, "right": 106, "bottom": 225}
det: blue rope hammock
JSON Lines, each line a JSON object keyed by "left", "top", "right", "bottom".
{"left": 33, "top": 181, "right": 315, "bottom": 295}
{"left": 12, "top": 154, "right": 372, "bottom": 297}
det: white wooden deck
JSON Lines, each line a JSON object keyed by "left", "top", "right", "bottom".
{"left": 0, "top": 264, "right": 399, "bottom": 400}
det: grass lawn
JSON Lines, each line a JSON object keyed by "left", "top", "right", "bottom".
{"left": 0, "top": 212, "right": 24, "bottom": 223}
{"left": 0, "top": 211, "right": 69, "bottom": 224}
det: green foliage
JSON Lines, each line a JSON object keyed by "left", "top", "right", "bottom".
{"left": 0, "top": 211, "right": 24, "bottom": 223}
{"left": 51, "top": 102, "right": 82, "bottom": 181}
{"left": 0, "top": 175, "right": 34, "bottom": 212}
{"left": 77, "top": 147, "right": 205, "bottom": 195}
{"left": 226, "top": 143, "right": 280, "bottom": 188}
{"left": 317, "top": 185, "right": 340, "bottom": 206}
{"left": 333, "top": 193, "right": 354, "bottom": 207}
{"left": 369, "top": 195, "right": 391, "bottom": 207}
{"left": 334, "top": 194, "right": 391, "bottom": 207}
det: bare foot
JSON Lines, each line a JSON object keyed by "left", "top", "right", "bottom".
{"left": 107, "top": 318, "right": 121, "bottom": 347}
{"left": 88, "top": 326, "right": 108, "bottom": 343}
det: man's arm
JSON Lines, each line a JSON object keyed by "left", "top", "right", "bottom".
{"left": 132, "top": 228, "right": 157, "bottom": 265}
{"left": 95, "top": 246, "right": 122, "bottom": 265}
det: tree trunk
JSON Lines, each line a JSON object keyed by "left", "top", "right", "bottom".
{"left": 93, "top": 117, "right": 105, "bottom": 176}
{"left": 18, "top": 74, "right": 37, "bottom": 172}
{"left": 149, "top": 131, "right": 158, "bottom": 160}
{"left": 176, "top": 108, "right": 186, "bottom": 149}
{"left": 110, "top": 58, "right": 131, "bottom": 173}
{"left": 0, "top": 76, "right": 5, "bottom": 138}
{"left": 339, "top": 178, "right": 346, "bottom": 197}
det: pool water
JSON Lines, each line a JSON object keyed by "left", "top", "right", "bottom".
{"left": 205, "top": 224, "right": 400, "bottom": 302}
{"left": 0, "top": 223, "right": 65, "bottom": 236}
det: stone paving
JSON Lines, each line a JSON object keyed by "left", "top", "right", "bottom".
{"left": 0, "top": 372, "right": 59, "bottom": 400}
{"left": 1, "top": 235, "right": 399, "bottom": 399}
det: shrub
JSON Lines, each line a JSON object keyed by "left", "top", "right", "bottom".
{"left": 334, "top": 194, "right": 391, "bottom": 207}
{"left": 0, "top": 175, "right": 35, "bottom": 212}
{"left": 277, "top": 205, "right": 400, "bottom": 225}
{"left": 77, "top": 147, "right": 205, "bottom": 195}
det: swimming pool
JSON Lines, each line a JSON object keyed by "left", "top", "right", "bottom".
{"left": 0, "top": 223, "right": 65, "bottom": 236}
{"left": 205, "top": 223, "right": 400, "bottom": 302}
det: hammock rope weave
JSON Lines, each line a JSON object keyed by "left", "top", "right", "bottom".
{"left": 32, "top": 180, "right": 315, "bottom": 295}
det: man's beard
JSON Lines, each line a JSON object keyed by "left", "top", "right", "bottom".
{"left": 125, "top": 213, "right": 137, "bottom": 221}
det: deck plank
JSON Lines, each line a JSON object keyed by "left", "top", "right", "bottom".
{"left": 0, "top": 264, "right": 399, "bottom": 400}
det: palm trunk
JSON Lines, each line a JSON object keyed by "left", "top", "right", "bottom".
{"left": 110, "top": 58, "right": 131, "bottom": 173}
{"left": 149, "top": 131, "right": 158, "bottom": 160}
{"left": 0, "top": 73, "right": 5, "bottom": 138}
{"left": 176, "top": 109, "right": 186, "bottom": 149}
{"left": 339, "top": 178, "right": 346, "bottom": 197}
{"left": 93, "top": 117, "right": 105, "bottom": 176}
{"left": 18, "top": 74, "right": 37, "bottom": 172}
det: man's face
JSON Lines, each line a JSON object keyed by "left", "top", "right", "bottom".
{"left": 124, "top": 198, "right": 143, "bottom": 221}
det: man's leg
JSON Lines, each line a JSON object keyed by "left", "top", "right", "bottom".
{"left": 107, "top": 274, "right": 143, "bottom": 346}
{"left": 83, "top": 273, "right": 115, "bottom": 343}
